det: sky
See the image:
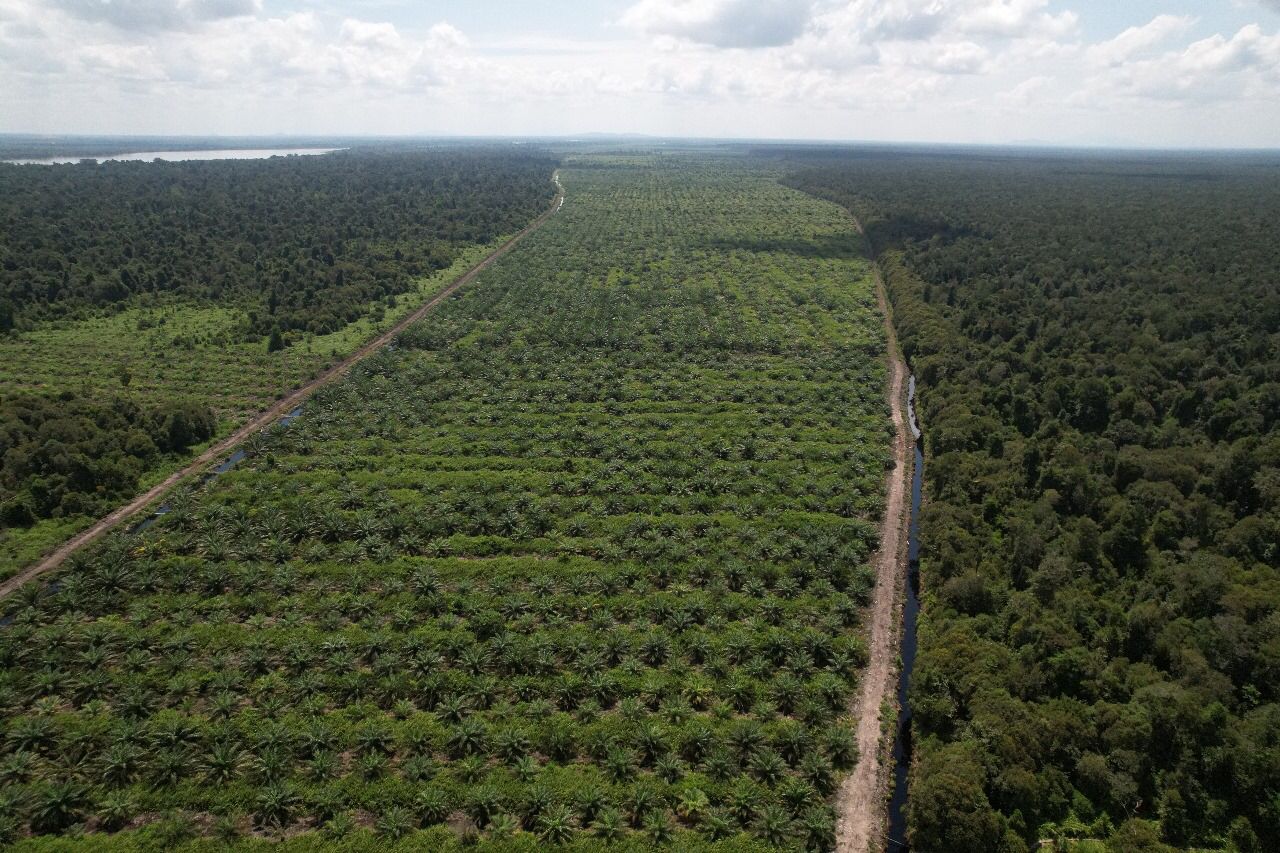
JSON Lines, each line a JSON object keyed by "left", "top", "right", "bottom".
{"left": 2, "top": 1, "right": 1279, "bottom": 148}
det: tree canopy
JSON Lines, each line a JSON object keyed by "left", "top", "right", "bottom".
{"left": 787, "top": 148, "right": 1280, "bottom": 851}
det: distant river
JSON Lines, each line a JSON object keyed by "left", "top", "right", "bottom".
{"left": 4, "top": 147, "right": 343, "bottom": 165}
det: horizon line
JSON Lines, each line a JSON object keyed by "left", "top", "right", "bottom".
{"left": 2, "top": 131, "right": 1279, "bottom": 155}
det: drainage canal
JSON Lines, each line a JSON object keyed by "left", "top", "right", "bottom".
{"left": 887, "top": 375, "right": 923, "bottom": 851}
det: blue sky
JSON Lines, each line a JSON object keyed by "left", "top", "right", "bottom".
{"left": 2, "top": 1, "right": 1279, "bottom": 147}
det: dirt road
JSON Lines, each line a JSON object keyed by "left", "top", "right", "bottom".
{"left": 0, "top": 172, "right": 565, "bottom": 603}
{"left": 834, "top": 260, "right": 914, "bottom": 850}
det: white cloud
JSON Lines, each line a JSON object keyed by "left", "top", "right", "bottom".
{"left": 426, "top": 22, "right": 468, "bottom": 51}
{"left": 997, "top": 74, "right": 1050, "bottom": 107}
{"left": 0, "top": 0, "right": 1278, "bottom": 146}
{"left": 877, "top": 38, "right": 991, "bottom": 74}
{"left": 954, "top": 0, "right": 1077, "bottom": 39}
{"left": 622, "top": 0, "right": 815, "bottom": 48}
{"left": 52, "top": 0, "right": 260, "bottom": 32}
{"left": 1077, "top": 23, "right": 1280, "bottom": 105}
{"left": 0, "top": 2, "right": 483, "bottom": 97}
{"left": 813, "top": 0, "right": 1077, "bottom": 44}
{"left": 769, "top": 0, "right": 1078, "bottom": 86}
{"left": 339, "top": 19, "right": 401, "bottom": 51}
{"left": 1086, "top": 14, "right": 1195, "bottom": 67}
{"left": 78, "top": 42, "right": 164, "bottom": 81}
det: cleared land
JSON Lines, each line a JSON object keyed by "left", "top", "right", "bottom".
{"left": 834, "top": 270, "right": 912, "bottom": 853}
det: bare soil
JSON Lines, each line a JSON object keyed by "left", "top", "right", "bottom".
{"left": 834, "top": 265, "right": 914, "bottom": 853}
{"left": 0, "top": 174, "right": 564, "bottom": 602}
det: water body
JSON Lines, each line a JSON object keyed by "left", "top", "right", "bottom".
{"left": 0, "top": 320, "right": 313, "bottom": 625}
{"left": 128, "top": 406, "right": 303, "bottom": 534}
{"left": 5, "top": 148, "right": 342, "bottom": 166}
{"left": 887, "top": 374, "right": 924, "bottom": 851}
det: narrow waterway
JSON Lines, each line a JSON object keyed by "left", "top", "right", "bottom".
{"left": 887, "top": 374, "right": 923, "bottom": 851}
{"left": 0, "top": 404, "right": 307, "bottom": 625}
{"left": 129, "top": 406, "right": 304, "bottom": 534}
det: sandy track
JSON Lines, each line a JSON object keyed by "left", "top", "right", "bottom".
{"left": 0, "top": 173, "right": 564, "bottom": 603}
{"left": 834, "top": 254, "right": 914, "bottom": 849}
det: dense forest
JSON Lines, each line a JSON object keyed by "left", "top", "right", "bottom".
{"left": 0, "top": 156, "right": 892, "bottom": 849}
{"left": 0, "top": 148, "right": 556, "bottom": 337}
{"left": 0, "top": 148, "right": 556, "bottom": 563}
{"left": 787, "top": 150, "right": 1280, "bottom": 852}
{"left": 0, "top": 393, "right": 215, "bottom": 527}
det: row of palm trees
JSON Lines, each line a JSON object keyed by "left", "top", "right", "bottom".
{"left": 3, "top": 750, "right": 848, "bottom": 848}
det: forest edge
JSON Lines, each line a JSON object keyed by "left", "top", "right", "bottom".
{"left": 0, "top": 170, "right": 566, "bottom": 603}
{"left": 834, "top": 212, "right": 916, "bottom": 853}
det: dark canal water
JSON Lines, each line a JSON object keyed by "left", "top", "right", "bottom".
{"left": 129, "top": 406, "right": 303, "bottom": 534}
{"left": 887, "top": 375, "right": 923, "bottom": 851}
{"left": 0, "top": 406, "right": 306, "bottom": 625}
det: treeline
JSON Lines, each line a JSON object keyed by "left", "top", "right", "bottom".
{"left": 787, "top": 151, "right": 1280, "bottom": 852}
{"left": 0, "top": 393, "right": 215, "bottom": 525}
{"left": 0, "top": 148, "right": 557, "bottom": 339}
{"left": 0, "top": 148, "right": 556, "bottom": 539}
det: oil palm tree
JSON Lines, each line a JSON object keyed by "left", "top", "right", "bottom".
{"left": 30, "top": 781, "right": 87, "bottom": 834}
{"left": 799, "top": 806, "right": 836, "bottom": 852}
{"left": 727, "top": 778, "right": 763, "bottom": 827}
{"left": 454, "top": 754, "right": 487, "bottom": 784}
{"left": 306, "top": 750, "right": 339, "bottom": 782}
{"left": 675, "top": 787, "right": 710, "bottom": 824}
{"left": 354, "top": 722, "right": 393, "bottom": 756}
{"left": 604, "top": 747, "right": 637, "bottom": 783}
{"left": 537, "top": 804, "right": 576, "bottom": 845}
{"left": 6, "top": 715, "right": 55, "bottom": 754}
{"left": 254, "top": 782, "right": 299, "bottom": 829}
{"left": 437, "top": 693, "right": 469, "bottom": 724}
{"left": 823, "top": 723, "right": 858, "bottom": 770}
{"left": 655, "top": 754, "right": 684, "bottom": 783}
{"left": 513, "top": 755, "right": 539, "bottom": 782}
{"left": 96, "top": 790, "right": 136, "bottom": 831}
{"left": 375, "top": 806, "right": 414, "bottom": 840}
{"left": 800, "top": 752, "right": 836, "bottom": 796}
{"left": 203, "top": 740, "right": 244, "bottom": 784}
{"left": 701, "top": 809, "right": 736, "bottom": 841}
{"left": 635, "top": 721, "right": 669, "bottom": 766}
{"left": 415, "top": 786, "right": 452, "bottom": 826}
{"left": 774, "top": 720, "right": 811, "bottom": 766}
{"left": 0, "top": 750, "right": 37, "bottom": 785}
{"left": 644, "top": 809, "right": 675, "bottom": 845}
{"left": 625, "top": 784, "right": 660, "bottom": 828}
{"left": 592, "top": 806, "right": 625, "bottom": 842}
{"left": 755, "top": 803, "right": 794, "bottom": 847}
{"left": 448, "top": 718, "right": 487, "bottom": 758}
{"left": 750, "top": 748, "right": 788, "bottom": 785}
{"left": 574, "top": 788, "right": 609, "bottom": 826}
{"left": 466, "top": 786, "right": 503, "bottom": 829}
{"left": 149, "top": 747, "right": 190, "bottom": 786}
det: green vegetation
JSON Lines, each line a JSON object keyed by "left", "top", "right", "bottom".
{"left": 1, "top": 393, "right": 215, "bottom": 527}
{"left": 787, "top": 150, "right": 1280, "bottom": 852}
{"left": 0, "top": 154, "right": 890, "bottom": 849}
{"left": 0, "top": 149, "right": 554, "bottom": 334}
{"left": 0, "top": 149, "right": 555, "bottom": 578}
